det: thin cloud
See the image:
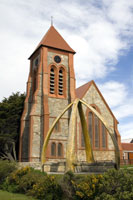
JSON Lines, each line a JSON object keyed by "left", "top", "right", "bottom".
{"left": 113, "top": 101, "right": 133, "bottom": 120}
{"left": 119, "top": 122, "right": 133, "bottom": 139}
{"left": 98, "top": 81, "right": 127, "bottom": 108}
{"left": 0, "top": 0, "right": 133, "bottom": 140}
{"left": 98, "top": 81, "right": 133, "bottom": 119}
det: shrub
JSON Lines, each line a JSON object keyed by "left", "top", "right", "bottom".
{"left": 59, "top": 170, "right": 75, "bottom": 200}
{"left": 95, "top": 169, "right": 133, "bottom": 200}
{"left": 71, "top": 174, "right": 103, "bottom": 200}
{"left": 1, "top": 163, "right": 133, "bottom": 200}
{"left": 18, "top": 169, "right": 47, "bottom": 193}
{"left": 4, "top": 166, "right": 47, "bottom": 193}
{"left": 3, "top": 166, "right": 32, "bottom": 192}
{"left": 0, "top": 159, "right": 16, "bottom": 186}
{"left": 29, "top": 175, "right": 63, "bottom": 200}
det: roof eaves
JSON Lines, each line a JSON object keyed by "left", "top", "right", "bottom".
{"left": 28, "top": 44, "right": 76, "bottom": 60}
{"left": 76, "top": 81, "right": 93, "bottom": 99}
{"left": 76, "top": 80, "right": 118, "bottom": 123}
{"left": 91, "top": 81, "right": 118, "bottom": 122}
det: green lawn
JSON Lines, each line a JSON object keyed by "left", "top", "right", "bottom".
{"left": 0, "top": 190, "right": 36, "bottom": 200}
{"left": 120, "top": 165, "right": 133, "bottom": 169}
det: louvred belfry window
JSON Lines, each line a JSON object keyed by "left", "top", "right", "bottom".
{"left": 50, "top": 67, "right": 55, "bottom": 94}
{"left": 58, "top": 69, "right": 63, "bottom": 95}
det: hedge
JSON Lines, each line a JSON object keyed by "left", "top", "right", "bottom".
{"left": 0, "top": 160, "right": 133, "bottom": 200}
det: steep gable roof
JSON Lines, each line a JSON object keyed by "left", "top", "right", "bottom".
{"left": 29, "top": 25, "right": 75, "bottom": 58}
{"left": 76, "top": 80, "right": 118, "bottom": 122}
{"left": 76, "top": 81, "right": 92, "bottom": 99}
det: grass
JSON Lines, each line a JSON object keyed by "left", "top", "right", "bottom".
{"left": 0, "top": 190, "right": 36, "bottom": 200}
{"left": 120, "top": 165, "right": 133, "bottom": 169}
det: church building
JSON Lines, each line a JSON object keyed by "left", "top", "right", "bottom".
{"left": 19, "top": 25, "right": 122, "bottom": 171}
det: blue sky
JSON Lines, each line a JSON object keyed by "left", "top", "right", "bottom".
{"left": 0, "top": 0, "right": 133, "bottom": 139}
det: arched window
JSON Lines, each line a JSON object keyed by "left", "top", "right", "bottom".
{"left": 58, "top": 143, "right": 63, "bottom": 157}
{"left": 88, "top": 112, "right": 93, "bottom": 144}
{"left": 51, "top": 142, "right": 56, "bottom": 156}
{"left": 94, "top": 115, "right": 99, "bottom": 148}
{"left": 50, "top": 67, "right": 55, "bottom": 94}
{"left": 58, "top": 69, "right": 63, "bottom": 95}
{"left": 85, "top": 105, "right": 108, "bottom": 150}
{"left": 102, "top": 124, "right": 107, "bottom": 148}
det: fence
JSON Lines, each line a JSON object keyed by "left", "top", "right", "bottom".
{"left": 120, "top": 159, "right": 133, "bottom": 165}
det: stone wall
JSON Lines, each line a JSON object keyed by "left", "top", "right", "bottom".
{"left": 77, "top": 83, "right": 115, "bottom": 162}
{"left": 47, "top": 51, "right": 69, "bottom": 98}
{"left": 31, "top": 64, "right": 43, "bottom": 161}
{"left": 47, "top": 51, "right": 70, "bottom": 161}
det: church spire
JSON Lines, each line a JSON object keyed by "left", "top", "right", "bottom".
{"left": 29, "top": 25, "right": 75, "bottom": 59}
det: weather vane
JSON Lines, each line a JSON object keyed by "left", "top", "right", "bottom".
{"left": 51, "top": 16, "right": 53, "bottom": 26}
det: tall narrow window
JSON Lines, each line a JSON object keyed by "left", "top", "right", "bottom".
{"left": 58, "top": 69, "right": 63, "bottom": 95}
{"left": 88, "top": 112, "right": 93, "bottom": 144}
{"left": 95, "top": 115, "right": 99, "bottom": 148}
{"left": 102, "top": 124, "right": 107, "bottom": 148}
{"left": 58, "top": 143, "right": 63, "bottom": 157}
{"left": 51, "top": 142, "right": 56, "bottom": 156}
{"left": 50, "top": 68, "right": 55, "bottom": 94}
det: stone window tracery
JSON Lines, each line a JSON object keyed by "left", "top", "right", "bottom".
{"left": 81, "top": 105, "right": 108, "bottom": 150}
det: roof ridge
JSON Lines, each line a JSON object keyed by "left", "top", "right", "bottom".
{"left": 76, "top": 80, "right": 93, "bottom": 99}
{"left": 29, "top": 25, "right": 75, "bottom": 59}
{"left": 76, "top": 80, "right": 93, "bottom": 89}
{"left": 76, "top": 80, "right": 118, "bottom": 122}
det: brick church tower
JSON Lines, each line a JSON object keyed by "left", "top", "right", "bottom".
{"left": 19, "top": 25, "right": 76, "bottom": 162}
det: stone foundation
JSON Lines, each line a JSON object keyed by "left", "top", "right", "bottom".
{"left": 18, "top": 162, "right": 42, "bottom": 170}
{"left": 19, "top": 160, "right": 116, "bottom": 173}
{"left": 74, "top": 161, "right": 116, "bottom": 173}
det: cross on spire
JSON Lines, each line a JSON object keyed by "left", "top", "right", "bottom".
{"left": 51, "top": 16, "right": 53, "bottom": 26}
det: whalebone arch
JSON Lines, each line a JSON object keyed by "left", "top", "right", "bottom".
{"left": 41, "top": 98, "right": 120, "bottom": 172}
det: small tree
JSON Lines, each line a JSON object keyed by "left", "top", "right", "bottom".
{"left": 0, "top": 92, "right": 25, "bottom": 161}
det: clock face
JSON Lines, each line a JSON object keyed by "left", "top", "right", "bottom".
{"left": 54, "top": 55, "right": 61, "bottom": 63}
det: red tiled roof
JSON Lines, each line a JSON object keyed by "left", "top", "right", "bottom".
{"left": 76, "top": 80, "right": 118, "bottom": 122}
{"left": 76, "top": 81, "right": 92, "bottom": 99}
{"left": 29, "top": 25, "right": 75, "bottom": 58}
{"left": 122, "top": 143, "right": 133, "bottom": 151}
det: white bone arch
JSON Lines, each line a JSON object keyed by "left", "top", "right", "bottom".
{"left": 41, "top": 99, "right": 120, "bottom": 171}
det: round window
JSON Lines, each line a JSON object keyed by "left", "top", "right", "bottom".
{"left": 54, "top": 55, "right": 61, "bottom": 63}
